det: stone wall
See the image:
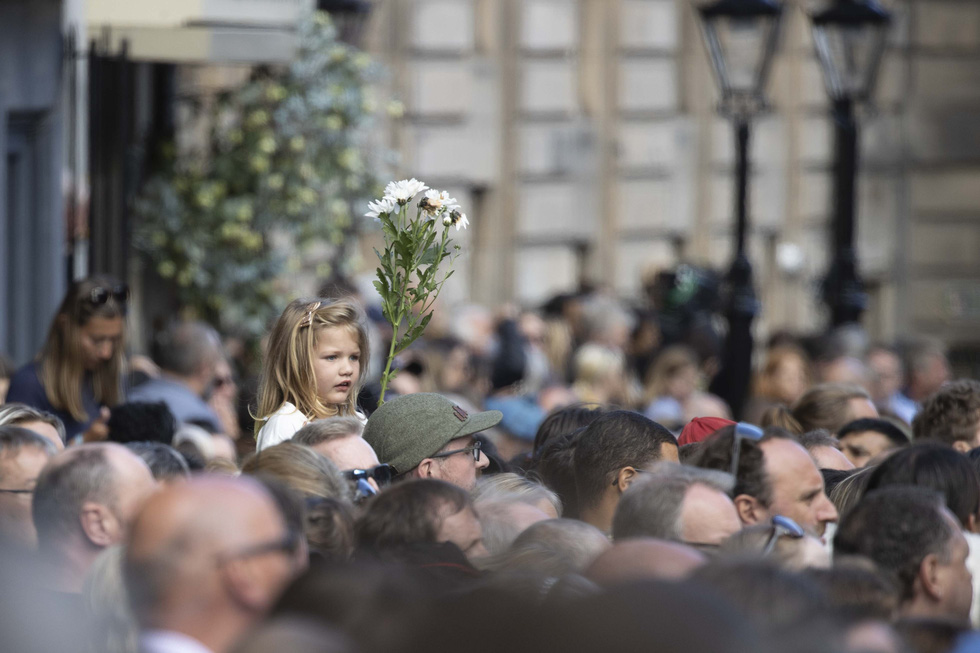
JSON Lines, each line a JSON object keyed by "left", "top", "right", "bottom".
{"left": 364, "top": 0, "right": 980, "bottom": 357}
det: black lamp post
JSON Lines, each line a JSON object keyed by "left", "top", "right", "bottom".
{"left": 697, "top": 0, "right": 783, "bottom": 420}
{"left": 318, "top": 0, "right": 373, "bottom": 45}
{"left": 810, "top": 0, "right": 891, "bottom": 327}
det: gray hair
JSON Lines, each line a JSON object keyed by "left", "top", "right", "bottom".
{"left": 292, "top": 417, "right": 364, "bottom": 447}
{"left": 0, "top": 403, "right": 67, "bottom": 445}
{"left": 611, "top": 463, "right": 734, "bottom": 542}
{"left": 0, "top": 426, "right": 57, "bottom": 481}
{"left": 153, "top": 321, "right": 223, "bottom": 376}
{"left": 125, "top": 442, "right": 190, "bottom": 482}
{"left": 473, "top": 472, "right": 562, "bottom": 517}
{"left": 33, "top": 445, "right": 117, "bottom": 546}
{"left": 487, "top": 518, "right": 610, "bottom": 577}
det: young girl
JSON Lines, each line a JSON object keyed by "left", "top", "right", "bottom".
{"left": 255, "top": 298, "right": 369, "bottom": 451}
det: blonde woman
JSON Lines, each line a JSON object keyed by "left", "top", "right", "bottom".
{"left": 7, "top": 276, "right": 127, "bottom": 442}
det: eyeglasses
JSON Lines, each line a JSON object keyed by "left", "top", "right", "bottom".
{"left": 761, "top": 515, "right": 805, "bottom": 556}
{"left": 89, "top": 284, "right": 129, "bottom": 306}
{"left": 430, "top": 440, "right": 482, "bottom": 463}
{"left": 344, "top": 464, "right": 394, "bottom": 487}
{"left": 218, "top": 531, "right": 300, "bottom": 564}
{"left": 729, "top": 422, "right": 764, "bottom": 477}
{"left": 0, "top": 488, "right": 32, "bottom": 494}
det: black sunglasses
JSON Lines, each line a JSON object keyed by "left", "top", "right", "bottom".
{"left": 762, "top": 515, "right": 805, "bottom": 555}
{"left": 343, "top": 464, "right": 394, "bottom": 487}
{"left": 729, "top": 422, "right": 764, "bottom": 477}
{"left": 89, "top": 284, "right": 129, "bottom": 306}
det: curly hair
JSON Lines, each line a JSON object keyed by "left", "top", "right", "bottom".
{"left": 912, "top": 379, "right": 980, "bottom": 447}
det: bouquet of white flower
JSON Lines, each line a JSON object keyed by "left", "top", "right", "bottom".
{"left": 368, "top": 178, "right": 468, "bottom": 402}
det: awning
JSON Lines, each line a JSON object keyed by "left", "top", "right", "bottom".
{"left": 86, "top": 0, "right": 315, "bottom": 63}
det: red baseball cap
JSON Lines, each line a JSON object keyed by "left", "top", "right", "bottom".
{"left": 678, "top": 416, "right": 736, "bottom": 446}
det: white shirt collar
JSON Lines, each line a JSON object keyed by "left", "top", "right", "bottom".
{"left": 140, "top": 630, "right": 214, "bottom": 653}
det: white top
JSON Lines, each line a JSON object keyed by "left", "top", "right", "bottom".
{"left": 965, "top": 531, "right": 980, "bottom": 627}
{"left": 256, "top": 401, "right": 309, "bottom": 451}
{"left": 255, "top": 401, "right": 368, "bottom": 451}
{"left": 140, "top": 630, "right": 214, "bottom": 653}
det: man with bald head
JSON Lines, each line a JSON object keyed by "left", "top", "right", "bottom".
{"left": 32, "top": 442, "right": 156, "bottom": 593}
{"left": 125, "top": 476, "right": 300, "bottom": 653}
{"left": 586, "top": 538, "right": 706, "bottom": 586}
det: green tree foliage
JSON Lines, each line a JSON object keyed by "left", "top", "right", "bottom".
{"left": 134, "top": 11, "right": 388, "bottom": 339}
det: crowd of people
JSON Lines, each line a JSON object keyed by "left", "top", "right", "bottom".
{"left": 1, "top": 273, "right": 980, "bottom": 653}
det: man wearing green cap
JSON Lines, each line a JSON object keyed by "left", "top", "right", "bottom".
{"left": 363, "top": 393, "right": 497, "bottom": 490}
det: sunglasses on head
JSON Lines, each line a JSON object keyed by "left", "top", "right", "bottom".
{"left": 343, "top": 464, "right": 394, "bottom": 487}
{"left": 89, "top": 284, "right": 129, "bottom": 306}
{"left": 729, "top": 422, "right": 764, "bottom": 477}
{"left": 762, "top": 515, "right": 806, "bottom": 555}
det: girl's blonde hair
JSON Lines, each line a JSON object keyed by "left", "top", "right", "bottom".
{"left": 40, "top": 276, "right": 126, "bottom": 421}
{"left": 256, "top": 298, "right": 369, "bottom": 429}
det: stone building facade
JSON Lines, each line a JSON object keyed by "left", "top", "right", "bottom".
{"left": 363, "top": 0, "right": 980, "bottom": 368}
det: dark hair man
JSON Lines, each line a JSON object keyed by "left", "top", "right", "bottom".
{"left": 612, "top": 463, "right": 741, "bottom": 549}
{"left": 356, "top": 478, "right": 487, "bottom": 562}
{"left": 125, "top": 441, "right": 191, "bottom": 485}
{"left": 363, "top": 393, "right": 497, "bottom": 490}
{"left": 573, "top": 410, "right": 678, "bottom": 533}
{"left": 0, "top": 425, "right": 56, "bottom": 545}
{"left": 33, "top": 442, "right": 156, "bottom": 592}
{"left": 695, "top": 427, "right": 837, "bottom": 539}
{"left": 912, "top": 380, "right": 980, "bottom": 453}
{"left": 128, "top": 321, "right": 225, "bottom": 432}
{"left": 834, "top": 487, "right": 972, "bottom": 622}
{"left": 838, "top": 418, "right": 908, "bottom": 468}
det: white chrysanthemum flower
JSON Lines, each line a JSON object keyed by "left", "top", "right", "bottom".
{"left": 450, "top": 210, "right": 469, "bottom": 231}
{"left": 384, "top": 178, "right": 428, "bottom": 205}
{"left": 365, "top": 196, "right": 398, "bottom": 220}
{"left": 419, "top": 189, "right": 459, "bottom": 219}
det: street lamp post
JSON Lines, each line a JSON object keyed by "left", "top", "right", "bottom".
{"left": 810, "top": 0, "right": 891, "bottom": 327}
{"left": 696, "top": 0, "right": 783, "bottom": 420}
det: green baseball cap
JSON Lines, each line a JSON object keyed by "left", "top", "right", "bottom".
{"left": 363, "top": 393, "right": 502, "bottom": 475}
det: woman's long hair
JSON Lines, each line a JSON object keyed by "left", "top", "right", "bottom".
{"left": 762, "top": 383, "right": 872, "bottom": 435}
{"left": 255, "top": 298, "right": 369, "bottom": 430}
{"left": 39, "top": 276, "right": 126, "bottom": 421}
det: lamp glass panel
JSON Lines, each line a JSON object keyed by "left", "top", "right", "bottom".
{"left": 812, "top": 22, "right": 887, "bottom": 100}
{"left": 705, "top": 13, "right": 777, "bottom": 97}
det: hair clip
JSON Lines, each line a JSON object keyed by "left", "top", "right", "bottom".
{"left": 299, "top": 301, "right": 323, "bottom": 328}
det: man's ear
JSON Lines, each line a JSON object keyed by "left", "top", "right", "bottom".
{"left": 733, "top": 494, "right": 768, "bottom": 526}
{"left": 615, "top": 467, "right": 639, "bottom": 494}
{"left": 952, "top": 440, "right": 972, "bottom": 455}
{"left": 416, "top": 459, "right": 435, "bottom": 479}
{"left": 918, "top": 553, "right": 944, "bottom": 602}
{"left": 79, "top": 502, "right": 118, "bottom": 547}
